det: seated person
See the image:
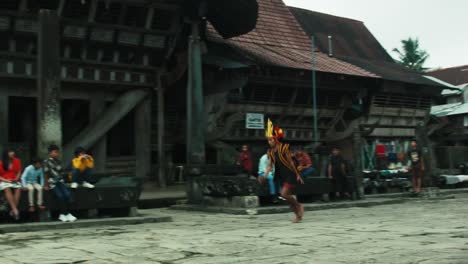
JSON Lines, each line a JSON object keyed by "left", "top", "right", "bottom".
{"left": 45, "top": 145, "right": 77, "bottom": 222}
{"left": 258, "top": 153, "right": 281, "bottom": 203}
{"left": 71, "top": 147, "right": 95, "bottom": 189}
{"left": 21, "top": 158, "right": 47, "bottom": 212}
{"left": 0, "top": 149, "right": 22, "bottom": 220}
{"left": 294, "top": 150, "right": 315, "bottom": 178}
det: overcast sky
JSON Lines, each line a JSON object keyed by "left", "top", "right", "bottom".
{"left": 284, "top": 0, "right": 468, "bottom": 69}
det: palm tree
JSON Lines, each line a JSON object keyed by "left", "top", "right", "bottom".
{"left": 393, "top": 38, "right": 429, "bottom": 71}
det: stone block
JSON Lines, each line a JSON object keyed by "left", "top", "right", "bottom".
{"left": 202, "top": 196, "right": 259, "bottom": 208}
{"left": 419, "top": 187, "right": 441, "bottom": 198}
{"left": 129, "top": 207, "right": 138, "bottom": 217}
{"left": 86, "top": 209, "right": 99, "bottom": 218}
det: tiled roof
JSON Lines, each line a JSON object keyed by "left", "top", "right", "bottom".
{"left": 223, "top": 41, "right": 378, "bottom": 77}
{"left": 427, "top": 65, "right": 468, "bottom": 86}
{"left": 288, "top": 6, "right": 445, "bottom": 87}
{"left": 339, "top": 56, "right": 444, "bottom": 87}
{"left": 289, "top": 7, "right": 393, "bottom": 62}
{"left": 206, "top": 0, "right": 377, "bottom": 78}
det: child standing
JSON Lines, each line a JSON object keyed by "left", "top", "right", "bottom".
{"left": 71, "top": 147, "right": 95, "bottom": 189}
{"left": 21, "top": 158, "right": 46, "bottom": 212}
{"left": 43, "top": 145, "right": 77, "bottom": 222}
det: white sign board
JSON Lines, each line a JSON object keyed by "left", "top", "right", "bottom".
{"left": 246, "top": 113, "right": 264, "bottom": 129}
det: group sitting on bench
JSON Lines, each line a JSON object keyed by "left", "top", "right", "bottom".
{"left": 258, "top": 146, "right": 351, "bottom": 203}
{"left": 0, "top": 145, "right": 95, "bottom": 222}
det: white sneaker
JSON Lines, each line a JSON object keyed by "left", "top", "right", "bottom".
{"left": 82, "top": 182, "right": 95, "bottom": 189}
{"left": 58, "top": 214, "right": 69, "bottom": 222}
{"left": 70, "top": 182, "right": 78, "bottom": 189}
{"left": 66, "top": 213, "right": 77, "bottom": 222}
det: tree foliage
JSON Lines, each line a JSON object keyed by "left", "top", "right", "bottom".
{"left": 393, "top": 38, "right": 429, "bottom": 71}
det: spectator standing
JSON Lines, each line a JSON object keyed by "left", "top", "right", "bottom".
{"left": 328, "top": 147, "right": 350, "bottom": 199}
{"left": 407, "top": 140, "right": 424, "bottom": 194}
{"left": 237, "top": 144, "right": 253, "bottom": 178}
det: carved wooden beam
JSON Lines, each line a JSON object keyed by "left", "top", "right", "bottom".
{"left": 206, "top": 112, "right": 244, "bottom": 142}
{"left": 324, "top": 109, "right": 345, "bottom": 135}
{"left": 428, "top": 117, "right": 449, "bottom": 136}
{"left": 322, "top": 118, "right": 361, "bottom": 142}
{"left": 62, "top": 89, "right": 149, "bottom": 164}
{"left": 278, "top": 86, "right": 298, "bottom": 124}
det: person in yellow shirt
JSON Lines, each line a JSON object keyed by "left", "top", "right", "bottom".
{"left": 71, "top": 147, "right": 95, "bottom": 189}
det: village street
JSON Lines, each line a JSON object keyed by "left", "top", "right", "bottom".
{"left": 0, "top": 194, "right": 467, "bottom": 264}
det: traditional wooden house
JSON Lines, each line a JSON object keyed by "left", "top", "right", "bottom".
{"left": 428, "top": 65, "right": 468, "bottom": 169}
{"left": 289, "top": 7, "right": 448, "bottom": 178}
{"left": 0, "top": 0, "right": 258, "bottom": 185}
{"left": 0, "top": 0, "right": 187, "bottom": 179}
{"left": 163, "top": 0, "right": 447, "bottom": 184}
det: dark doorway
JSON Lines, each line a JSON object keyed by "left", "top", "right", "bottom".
{"left": 107, "top": 110, "right": 135, "bottom": 157}
{"left": 8, "top": 96, "right": 37, "bottom": 154}
{"left": 61, "top": 99, "right": 90, "bottom": 146}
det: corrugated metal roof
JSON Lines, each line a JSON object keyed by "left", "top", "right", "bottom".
{"left": 431, "top": 102, "right": 468, "bottom": 117}
{"left": 447, "top": 103, "right": 468, "bottom": 116}
{"left": 431, "top": 103, "right": 463, "bottom": 117}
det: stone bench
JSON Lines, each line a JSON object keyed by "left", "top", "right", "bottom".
{"left": 187, "top": 175, "right": 357, "bottom": 208}
{"left": 0, "top": 176, "right": 142, "bottom": 222}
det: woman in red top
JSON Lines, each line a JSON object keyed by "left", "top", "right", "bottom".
{"left": 0, "top": 149, "right": 22, "bottom": 219}
{"left": 237, "top": 145, "right": 253, "bottom": 177}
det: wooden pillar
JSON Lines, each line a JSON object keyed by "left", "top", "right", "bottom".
{"left": 90, "top": 97, "right": 107, "bottom": 173}
{"left": 187, "top": 21, "right": 206, "bottom": 173}
{"left": 135, "top": 97, "right": 151, "bottom": 179}
{"left": 37, "top": 10, "right": 62, "bottom": 157}
{"left": 416, "top": 125, "right": 434, "bottom": 187}
{"left": 352, "top": 129, "right": 365, "bottom": 199}
{"left": 0, "top": 93, "right": 8, "bottom": 144}
{"left": 157, "top": 78, "right": 167, "bottom": 187}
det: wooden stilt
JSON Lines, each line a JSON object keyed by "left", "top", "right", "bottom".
{"left": 37, "top": 9, "right": 62, "bottom": 157}
{"left": 90, "top": 97, "right": 107, "bottom": 173}
{"left": 157, "top": 76, "right": 167, "bottom": 187}
{"left": 0, "top": 92, "right": 8, "bottom": 144}
{"left": 135, "top": 97, "right": 152, "bottom": 179}
{"left": 353, "top": 129, "right": 365, "bottom": 199}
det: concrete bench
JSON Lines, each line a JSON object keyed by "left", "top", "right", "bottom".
{"left": 187, "top": 175, "right": 357, "bottom": 208}
{"left": 0, "top": 176, "right": 142, "bottom": 222}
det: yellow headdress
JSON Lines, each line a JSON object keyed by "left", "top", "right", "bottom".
{"left": 265, "top": 119, "right": 284, "bottom": 139}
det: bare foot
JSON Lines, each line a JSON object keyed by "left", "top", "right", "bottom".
{"left": 297, "top": 203, "right": 304, "bottom": 219}
{"left": 10, "top": 209, "right": 20, "bottom": 220}
{"left": 38, "top": 205, "right": 46, "bottom": 210}
{"left": 28, "top": 206, "right": 36, "bottom": 212}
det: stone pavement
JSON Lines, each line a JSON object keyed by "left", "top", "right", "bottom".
{"left": 1, "top": 194, "right": 467, "bottom": 264}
